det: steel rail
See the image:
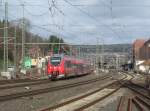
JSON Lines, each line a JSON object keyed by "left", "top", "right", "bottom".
{"left": 40, "top": 74, "right": 128, "bottom": 111}
{"left": 135, "top": 96, "right": 150, "bottom": 110}
{"left": 122, "top": 72, "right": 150, "bottom": 110}
{"left": 129, "top": 81, "right": 150, "bottom": 92}
{"left": 0, "top": 75, "right": 111, "bottom": 102}
{"left": 127, "top": 98, "right": 132, "bottom": 111}
{"left": 0, "top": 79, "right": 50, "bottom": 90}
{"left": 123, "top": 82, "right": 150, "bottom": 100}
{"left": 132, "top": 98, "right": 147, "bottom": 111}
{"left": 74, "top": 85, "right": 121, "bottom": 111}
{"left": 116, "top": 96, "right": 125, "bottom": 111}
{"left": 0, "top": 79, "right": 47, "bottom": 85}
{"left": 75, "top": 75, "right": 130, "bottom": 111}
{"left": 0, "top": 74, "right": 108, "bottom": 90}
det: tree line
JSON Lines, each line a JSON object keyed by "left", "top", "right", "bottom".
{"left": 0, "top": 19, "right": 69, "bottom": 67}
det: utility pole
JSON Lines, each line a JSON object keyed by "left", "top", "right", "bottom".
{"left": 58, "top": 38, "right": 60, "bottom": 54}
{"left": 3, "top": 1, "right": 8, "bottom": 71}
{"left": 14, "top": 25, "right": 17, "bottom": 72}
{"left": 116, "top": 55, "right": 119, "bottom": 71}
{"left": 70, "top": 45, "right": 72, "bottom": 56}
{"left": 96, "top": 37, "right": 99, "bottom": 74}
{"left": 3, "top": 2, "right": 6, "bottom": 71}
{"left": 21, "top": 3, "right": 25, "bottom": 62}
{"left": 110, "top": 0, "right": 113, "bottom": 18}
{"left": 0, "top": 0, "right": 3, "bottom": 6}
{"left": 101, "top": 39, "right": 104, "bottom": 69}
{"left": 78, "top": 46, "right": 81, "bottom": 58}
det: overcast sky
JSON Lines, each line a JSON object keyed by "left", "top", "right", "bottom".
{"left": 0, "top": 0, "right": 150, "bottom": 44}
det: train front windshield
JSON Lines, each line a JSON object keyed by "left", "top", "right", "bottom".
{"left": 50, "top": 57, "right": 61, "bottom": 66}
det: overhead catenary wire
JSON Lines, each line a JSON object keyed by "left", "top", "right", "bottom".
{"left": 63, "top": 0, "right": 121, "bottom": 38}
{"left": 31, "top": 24, "right": 77, "bottom": 40}
{"left": 48, "top": 0, "right": 65, "bottom": 16}
{"left": 1, "top": 0, "right": 149, "bottom": 42}
{"left": 30, "top": 24, "right": 150, "bottom": 28}
{"left": 0, "top": 0, "right": 83, "bottom": 36}
{"left": 63, "top": 0, "right": 135, "bottom": 44}
{"left": 1, "top": 1, "right": 74, "bottom": 42}
{"left": 24, "top": 6, "right": 50, "bottom": 17}
{"left": 47, "top": 0, "right": 104, "bottom": 41}
{"left": 2, "top": 1, "right": 148, "bottom": 29}
{"left": 0, "top": 8, "right": 21, "bottom": 21}
{"left": 2, "top": 3, "right": 150, "bottom": 7}
{"left": 31, "top": 24, "right": 81, "bottom": 48}
{"left": 0, "top": 1, "right": 149, "bottom": 45}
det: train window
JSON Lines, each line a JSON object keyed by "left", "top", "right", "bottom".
{"left": 50, "top": 57, "right": 61, "bottom": 66}
{"left": 65, "top": 61, "right": 72, "bottom": 67}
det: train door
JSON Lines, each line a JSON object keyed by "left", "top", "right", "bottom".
{"left": 65, "top": 60, "right": 72, "bottom": 77}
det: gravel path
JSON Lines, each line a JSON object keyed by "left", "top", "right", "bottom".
{"left": 0, "top": 73, "right": 108, "bottom": 96}
{"left": 85, "top": 88, "right": 135, "bottom": 111}
{"left": 0, "top": 72, "right": 120, "bottom": 111}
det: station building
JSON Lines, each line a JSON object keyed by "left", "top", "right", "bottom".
{"left": 133, "top": 39, "right": 150, "bottom": 73}
{"left": 139, "top": 39, "right": 150, "bottom": 60}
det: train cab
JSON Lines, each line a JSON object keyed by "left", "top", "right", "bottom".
{"left": 47, "top": 55, "right": 65, "bottom": 79}
{"left": 47, "top": 54, "right": 92, "bottom": 80}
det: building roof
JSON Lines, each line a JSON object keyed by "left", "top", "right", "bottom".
{"left": 144, "top": 39, "right": 150, "bottom": 46}
{"left": 141, "top": 59, "right": 150, "bottom": 66}
{"left": 133, "top": 39, "right": 145, "bottom": 48}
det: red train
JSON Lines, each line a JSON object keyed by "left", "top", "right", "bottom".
{"left": 47, "top": 54, "right": 93, "bottom": 80}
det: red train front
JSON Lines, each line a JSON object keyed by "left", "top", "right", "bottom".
{"left": 47, "top": 55, "right": 93, "bottom": 80}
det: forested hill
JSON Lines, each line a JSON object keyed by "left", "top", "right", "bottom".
{"left": 71, "top": 44, "right": 132, "bottom": 53}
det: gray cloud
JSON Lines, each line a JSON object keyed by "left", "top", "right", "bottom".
{"left": 0, "top": 0, "right": 150, "bottom": 44}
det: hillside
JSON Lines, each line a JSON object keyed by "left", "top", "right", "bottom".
{"left": 71, "top": 44, "right": 132, "bottom": 53}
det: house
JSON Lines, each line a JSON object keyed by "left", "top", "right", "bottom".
{"left": 133, "top": 39, "right": 145, "bottom": 61}
{"left": 133, "top": 39, "right": 150, "bottom": 73}
{"left": 139, "top": 39, "right": 150, "bottom": 60}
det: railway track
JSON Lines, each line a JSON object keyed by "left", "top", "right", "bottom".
{"left": 40, "top": 74, "right": 130, "bottom": 111}
{"left": 0, "top": 75, "right": 111, "bottom": 102}
{"left": 117, "top": 72, "right": 150, "bottom": 111}
{"left": 0, "top": 74, "right": 94, "bottom": 90}
{"left": 116, "top": 95, "right": 150, "bottom": 111}
{"left": 0, "top": 79, "right": 50, "bottom": 90}
{"left": 0, "top": 78, "right": 47, "bottom": 85}
{"left": 124, "top": 81, "right": 150, "bottom": 99}
{"left": 123, "top": 75, "right": 150, "bottom": 99}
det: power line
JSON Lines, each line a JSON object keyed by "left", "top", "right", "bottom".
{"left": 48, "top": 0, "right": 65, "bottom": 16}
{"left": 21, "top": 3, "right": 25, "bottom": 61}
{"left": 24, "top": 7, "right": 49, "bottom": 17}
{"left": 36, "top": 24, "right": 150, "bottom": 27}
{"left": 3, "top": 4, "right": 150, "bottom": 7}
{"left": 0, "top": 7, "right": 21, "bottom": 20}
{"left": 31, "top": 24, "right": 79, "bottom": 41}
{"left": 0, "top": 1, "right": 77, "bottom": 41}
{"left": 63, "top": 0, "right": 121, "bottom": 39}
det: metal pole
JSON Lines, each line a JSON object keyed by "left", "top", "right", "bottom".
{"left": 78, "top": 47, "right": 80, "bottom": 58}
{"left": 101, "top": 40, "right": 103, "bottom": 70}
{"left": 58, "top": 38, "right": 60, "bottom": 54}
{"left": 69, "top": 45, "right": 72, "bottom": 56}
{"left": 6, "top": 1, "right": 8, "bottom": 71}
{"left": 96, "top": 37, "right": 99, "bottom": 73}
{"left": 110, "top": 0, "right": 113, "bottom": 18}
{"left": 3, "top": 4, "right": 6, "bottom": 71}
{"left": 116, "top": 55, "right": 119, "bottom": 71}
{"left": 21, "top": 3, "right": 25, "bottom": 61}
{"left": 14, "top": 25, "right": 17, "bottom": 72}
{"left": 0, "top": 0, "right": 2, "bottom": 6}
{"left": 3, "top": 1, "right": 8, "bottom": 72}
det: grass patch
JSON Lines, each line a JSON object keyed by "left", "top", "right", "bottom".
{"left": 0, "top": 60, "right": 13, "bottom": 72}
{"left": 0, "top": 60, "right": 3, "bottom": 71}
